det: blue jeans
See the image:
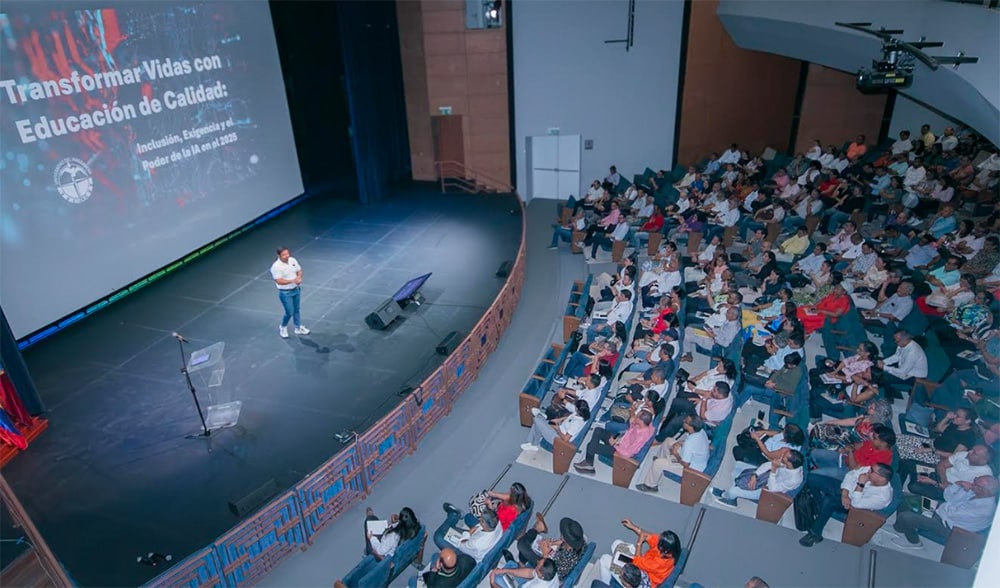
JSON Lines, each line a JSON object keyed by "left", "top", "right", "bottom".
{"left": 432, "top": 510, "right": 462, "bottom": 551}
{"left": 810, "top": 449, "right": 849, "bottom": 481}
{"left": 550, "top": 225, "right": 572, "bottom": 247}
{"left": 278, "top": 287, "right": 301, "bottom": 327}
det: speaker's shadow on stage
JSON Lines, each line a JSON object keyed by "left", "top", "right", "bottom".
{"left": 297, "top": 333, "right": 355, "bottom": 354}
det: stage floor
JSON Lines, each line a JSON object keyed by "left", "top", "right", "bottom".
{"left": 3, "top": 186, "right": 522, "bottom": 587}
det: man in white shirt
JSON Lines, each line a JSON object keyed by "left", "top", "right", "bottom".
{"left": 488, "top": 558, "right": 559, "bottom": 588}
{"left": 903, "top": 158, "right": 927, "bottom": 188}
{"left": 910, "top": 445, "right": 995, "bottom": 500}
{"left": 800, "top": 463, "right": 894, "bottom": 546}
{"left": 636, "top": 415, "right": 710, "bottom": 492}
{"left": 605, "top": 165, "right": 621, "bottom": 187}
{"left": 877, "top": 330, "right": 928, "bottom": 389}
{"left": 863, "top": 281, "right": 914, "bottom": 326}
{"left": 522, "top": 399, "right": 590, "bottom": 452}
{"left": 890, "top": 475, "right": 998, "bottom": 550}
{"left": 441, "top": 507, "right": 502, "bottom": 562}
{"left": 587, "top": 219, "right": 631, "bottom": 260}
{"left": 891, "top": 130, "right": 914, "bottom": 155}
{"left": 719, "top": 144, "right": 742, "bottom": 165}
{"left": 713, "top": 449, "right": 805, "bottom": 507}
{"left": 269, "top": 247, "right": 310, "bottom": 338}
{"left": 937, "top": 127, "right": 959, "bottom": 153}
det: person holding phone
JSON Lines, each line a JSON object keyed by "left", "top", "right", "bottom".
{"left": 596, "top": 520, "right": 680, "bottom": 587}
{"left": 270, "top": 246, "right": 309, "bottom": 338}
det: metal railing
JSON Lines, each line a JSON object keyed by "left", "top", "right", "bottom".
{"left": 434, "top": 160, "right": 513, "bottom": 194}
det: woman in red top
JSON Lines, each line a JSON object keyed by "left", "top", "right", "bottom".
{"left": 796, "top": 282, "right": 850, "bottom": 334}
{"left": 485, "top": 482, "right": 531, "bottom": 531}
{"left": 598, "top": 519, "right": 680, "bottom": 587}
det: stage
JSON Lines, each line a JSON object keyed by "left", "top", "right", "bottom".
{"left": 2, "top": 185, "right": 522, "bottom": 587}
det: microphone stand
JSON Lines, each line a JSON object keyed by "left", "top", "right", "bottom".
{"left": 176, "top": 335, "right": 211, "bottom": 439}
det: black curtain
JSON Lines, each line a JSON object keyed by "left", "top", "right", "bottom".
{"left": 336, "top": 1, "right": 411, "bottom": 204}
{"left": 0, "top": 309, "right": 44, "bottom": 416}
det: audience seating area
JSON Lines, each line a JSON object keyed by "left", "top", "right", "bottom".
{"left": 335, "top": 121, "right": 999, "bottom": 588}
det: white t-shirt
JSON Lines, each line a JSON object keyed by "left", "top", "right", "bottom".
{"left": 560, "top": 414, "right": 586, "bottom": 438}
{"left": 523, "top": 573, "right": 559, "bottom": 588}
{"left": 681, "top": 429, "right": 710, "bottom": 472}
{"left": 270, "top": 257, "right": 302, "bottom": 290}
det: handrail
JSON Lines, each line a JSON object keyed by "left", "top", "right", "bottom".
{"left": 434, "top": 160, "right": 514, "bottom": 193}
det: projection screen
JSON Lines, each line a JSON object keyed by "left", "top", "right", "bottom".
{"left": 0, "top": 1, "right": 304, "bottom": 338}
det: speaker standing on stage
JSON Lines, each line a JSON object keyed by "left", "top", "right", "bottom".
{"left": 271, "top": 247, "right": 310, "bottom": 338}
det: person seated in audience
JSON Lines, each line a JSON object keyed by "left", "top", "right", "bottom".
{"left": 821, "top": 184, "right": 866, "bottom": 236}
{"left": 890, "top": 475, "right": 998, "bottom": 551}
{"left": 632, "top": 288, "right": 681, "bottom": 341}
{"left": 739, "top": 351, "right": 803, "bottom": 409}
{"left": 826, "top": 221, "right": 858, "bottom": 255}
{"left": 798, "top": 462, "right": 894, "bottom": 547}
{"left": 703, "top": 153, "right": 721, "bottom": 176}
{"left": 580, "top": 201, "right": 622, "bottom": 248}
{"left": 945, "top": 220, "right": 983, "bottom": 259}
{"left": 811, "top": 423, "right": 896, "bottom": 482}
{"left": 521, "top": 399, "right": 590, "bottom": 453}
{"left": 364, "top": 506, "right": 421, "bottom": 561}
{"left": 796, "top": 281, "right": 850, "bottom": 334}
{"left": 605, "top": 165, "right": 621, "bottom": 189}
{"left": 861, "top": 280, "right": 914, "bottom": 331}
{"left": 846, "top": 256, "right": 889, "bottom": 307}
{"left": 631, "top": 205, "right": 664, "bottom": 249}
{"left": 875, "top": 330, "right": 928, "bottom": 392}
{"left": 636, "top": 415, "right": 710, "bottom": 493}
{"left": 740, "top": 265, "right": 786, "bottom": 305}
{"left": 549, "top": 209, "right": 587, "bottom": 250}
{"left": 572, "top": 180, "right": 604, "bottom": 215}
{"left": 742, "top": 313, "right": 802, "bottom": 371}
{"left": 841, "top": 240, "right": 877, "bottom": 277}
{"left": 904, "top": 233, "right": 942, "bottom": 272}
{"left": 674, "top": 166, "right": 698, "bottom": 189}
{"left": 597, "top": 521, "right": 680, "bottom": 588}
{"left": 918, "top": 272, "right": 976, "bottom": 317}
{"left": 963, "top": 235, "right": 1000, "bottom": 278}
{"left": 563, "top": 336, "right": 622, "bottom": 382}
{"left": 908, "top": 445, "right": 994, "bottom": 501}
{"left": 787, "top": 243, "right": 828, "bottom": 287}
{"left": 488, "top": 557, "right": 557, "bottom": 588}
{"left": 657, "top": 377, "right": 734, "bottom": 441}
{"left": 892, "top": 130, "right": 914, "bottom": 156}
{"left": 587, "top": 216, "right": 631, "bottom": 261}
{"left": 573, "top": 410, "right": 655, "bottom": 474}
{"left": 587, "top": 290, "right": 633, "bottom": 339}
{"left": 811, "top": 377, "right": 882, "bottom": 421}
{"left": 774, "top": 227, "right": 811, "bottom": 264}
{"left": 847, "top": 134, "right": 867, "bottom": 162}
{"left": 713, "top": 448, "right": 805, "bottom": 508}
{"left": 434, "top": 506, "right": 502, "bottom": 563}
{"left": 926, "top": 204, "right": 958, "bottom": 240}
{"left": 830, "top": 233, "right": 865, "bottom": 270}
{"left": 473, "top": 484, "right": 533, "bottom": 534}
{"left": 598, "top": 267, "right": 637, "bottom": 303}
{"left": 896, "top": 407, "right": 979, "bottom": 486}
{"left": 809, "top": 341, "right": 877, "bottom": 389}
{"left": 703, "top": 196, "right": 741, "bottom": 243}
{"left": 544, "top": 374, "right": 604, "bottom": 421}
{"left": 420, "top": 547, "right": 476, "bottom": 588}
{"left": 604, "top": 386, "right": 662, "bottom": 437}
{"left": 680, "top": 305, "right": 740, "bottom": 361}
{"left": 732, "top": 422, "right": 805, "bottom": 467}
{"left": 516, "top": 515, "right": 587, "bottom": 582}
{"left": 591, "top": 562, "right": 648, "bottom": 588}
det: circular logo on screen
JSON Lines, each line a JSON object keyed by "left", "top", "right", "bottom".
{"left": 53, "top": 157, "right": 94, "bottom": 204}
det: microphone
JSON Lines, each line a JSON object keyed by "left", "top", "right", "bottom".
{"left": 172, "top": 332, "right": 189, "bottom": 343}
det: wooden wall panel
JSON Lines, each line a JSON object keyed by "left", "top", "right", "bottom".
{"left": 399, "top": 0, "right": 511, "bottom": 186}
{"left": 397, "top": 0, "right": 436, "bottom": 181}
{"left": 794, "top": 64, "right": 887, "bottom": 155}
{"left": 676, "top": 0, "right": 800, "bottom": 165}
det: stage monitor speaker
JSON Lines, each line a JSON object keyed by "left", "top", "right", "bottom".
{"left": 496, "top": 260, "right": 513, "bottom": 278}
{"left": 436, "top": 331, "right": 461, "bottom": 355}
{"left": 228, "top": 478, "right": 279, "bottom": 518}
{"left": 365, "top": 298, "right": 401, "bottom": 330}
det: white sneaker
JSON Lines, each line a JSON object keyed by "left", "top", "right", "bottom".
{"left": 890, "top": 536, "right": 924, "bottom": 550}
{"left": 531, "top": 408, "right": 545, "bottom": 418}
{"left": 279, "top": 325, "right": 289, "bottom": 338}
{"left": 520, "top": 443, "right": 539, "bottom": 452}
{"left": 295, "top": 326, "right": 310, "bottom": 335}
